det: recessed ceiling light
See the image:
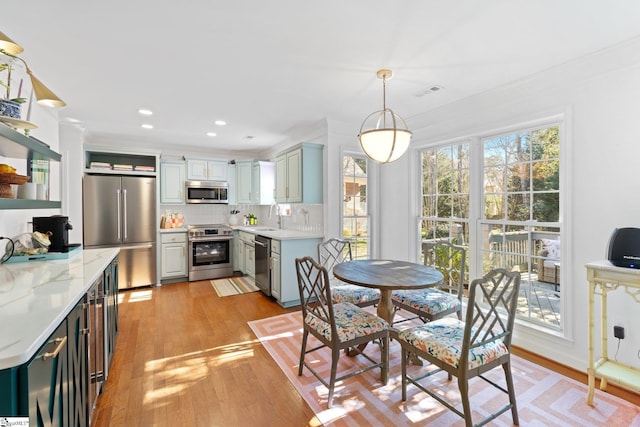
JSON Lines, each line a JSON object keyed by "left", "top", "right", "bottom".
{"left": 214, "top": 120, "right": 226, "bottom": 126}
{"left": 141, "top": 124, "right": 153, "bottom": 129}
{"left": 138, "top": 109, "right": 153, "bottom": 116}
{"left": 206, "top": 132, "right": 217, "bottom": 137}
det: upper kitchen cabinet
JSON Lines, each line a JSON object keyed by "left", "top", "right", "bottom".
{"left": 0, "top": 125, "right": 62, "bottom": 209}
{"left": 252, "top": 161, "right": 275, "bottom": 205}
{"left": 84, "top": 147, "right": 158, "bottom": 176}
{"left": 186, "top": 158, "right": 228, "bottom": 181}
{"left": 275, "top": 143, "right": 323, "bottom": 204}
{"left": 236, "top": 160, "right": 253, "bottom": 204}
{"left": 160, "top": 160, "right": 185, "bottom": 204}
{"left": 236, "top": 160, "right": 275, "bottom": 205}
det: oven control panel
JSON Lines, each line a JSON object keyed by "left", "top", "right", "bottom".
{"left": 187, "top": 224, "right": 233, "bottom": 240}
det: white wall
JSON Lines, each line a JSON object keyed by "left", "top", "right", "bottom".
{"left": 379, "top": 36, "right": 640, "bottom": 371}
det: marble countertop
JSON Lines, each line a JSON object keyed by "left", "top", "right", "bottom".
{"left": 232, "top": 226, "right": 323, "bottom": 240}
{"left": 0, "top": 247, "right": 120, "bottom": 370}
{"left": 159, "top": 227, "right": 187, "bottom": 233}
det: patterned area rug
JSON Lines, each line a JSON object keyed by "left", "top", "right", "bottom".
{"left": 248, "top": 311, "right": 640, "bottom": 426}
{"left": 210, "top": 276, "right": 259, "bottom": 297}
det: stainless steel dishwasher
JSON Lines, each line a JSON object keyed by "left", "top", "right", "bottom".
{"left": 254, "top": 235, "right": 271, "bottom": 296}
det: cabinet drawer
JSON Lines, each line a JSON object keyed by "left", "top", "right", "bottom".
{"left": 271, "top": 239, "right": 281, "bottom": 254}
{"left": 161, "top": 232, "right": 187, "bottom": 244}
{"left": 239, "top": 231, "right": 255, "bottom": 244}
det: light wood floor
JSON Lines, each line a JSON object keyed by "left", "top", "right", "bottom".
{"left": 93, "top": 280, "right": 639, "bottom": 427}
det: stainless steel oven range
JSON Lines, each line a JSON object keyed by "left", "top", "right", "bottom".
{"left": 187, "top": 224, "right": 234, "bottom": 281}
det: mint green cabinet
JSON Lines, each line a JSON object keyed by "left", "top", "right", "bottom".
{"left": 236, "top": 161, "right": 253, "bottom": 204}
{"left": 160, "top": 160, "right": 185, "bottom": 204}
{"left": 271, "top": 237, "right": 322, "bottom": 307}
{"left": 274, "top": 143, "right": 323, "bottom": 204}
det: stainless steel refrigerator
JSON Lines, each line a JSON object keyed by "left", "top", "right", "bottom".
{"left": 83, "top": 175, "right": 157, "bottom": 289}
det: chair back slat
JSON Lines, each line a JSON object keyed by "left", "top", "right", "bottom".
{"left": 424, "top": 240, "right": 466, "bottom": 296}
{"left": 318, "top": 238, "right": 352, "bottom": 270}
{"left": 318, "top": 238, "right": 353, "bottom": 286}
{"left": 296, "top": 256, "right": 336, "bottom": 337}
{"left": 462, "top": 269, "right": 520, "bottom": 363}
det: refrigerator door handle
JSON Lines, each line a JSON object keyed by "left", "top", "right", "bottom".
{"left": 123, "top": 188, "right": 128, "bottom": 241}
{"left": 116, "top": 189, "right": 122, "bottom": 241}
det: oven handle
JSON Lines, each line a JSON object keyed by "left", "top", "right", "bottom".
{"left": 189, "top": 237, "right": 234, "bottom": 242}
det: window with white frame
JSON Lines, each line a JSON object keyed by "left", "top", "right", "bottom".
{"left": 342, "top": 154, "right": 369, "bottom": 259}
{"left": 420, "top": 123, "right": 562, "bottom": 330}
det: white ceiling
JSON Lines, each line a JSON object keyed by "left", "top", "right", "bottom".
{"left": 4, "top": 1, "right": 640, "bottom": 155}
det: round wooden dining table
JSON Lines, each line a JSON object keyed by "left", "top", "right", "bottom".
{"left": 333, "top": 259, "right": 444, "bottom": 325}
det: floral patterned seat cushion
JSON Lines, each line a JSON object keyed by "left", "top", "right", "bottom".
{"left": 397, "top": 317, "right": 509, "bottom": 370}
{"left": 391, "top": 288, "right": 461, "bottom": 316}
{"left": 305, "top": 302, "right": 389, "bottom": 343}
{"left": 331, "top": 284, "right": 380, "bottom": 305}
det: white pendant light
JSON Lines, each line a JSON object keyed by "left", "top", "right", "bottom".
{"left": 358, "top": 69, "right": 412, "bottom": 163}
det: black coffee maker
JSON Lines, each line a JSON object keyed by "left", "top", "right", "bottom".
{"left": 32, "top": 215, "right": 78, "bottom": 253}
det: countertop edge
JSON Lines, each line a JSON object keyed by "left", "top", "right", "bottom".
{"left": 232, "top": 226, "right": 323, "bottom": 240}
{"left": 0, "top": 247, "right": 120, "bottom": 370}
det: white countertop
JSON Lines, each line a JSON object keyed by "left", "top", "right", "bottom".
{"left": 232, "top": 226, "right": 323, "bottom": 240}
{"left": 159, "top": 227, "right": 187, "bottom": 233}
{"left": 0, "top": 247, "right": 120, "bottom": 370}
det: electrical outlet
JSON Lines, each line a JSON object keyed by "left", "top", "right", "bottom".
{"left": 614, "top": 325, "right": 625, "bottom": 339}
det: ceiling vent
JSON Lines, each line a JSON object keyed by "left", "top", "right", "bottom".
{"left": 415, "top": 85, "right": 443, "bottom": 98}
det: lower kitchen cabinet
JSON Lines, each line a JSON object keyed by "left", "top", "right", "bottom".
{"left": 270, "top": 237, "right": 321, "bottom": 307}
{"left": 238, "top": 231, "right": 255, "bottom": 279}
{"left": 0, "top": 255, "right": 119, "bottom": 427}
{"left": 160, "top": 232, "right": 188, "bottom": 281}
{"left": 246, "top": 241, "right": 255, "bottom": 279}
{"left": 105, "top": 257, "right": 119, "bottom": 371}
{"left": 25, "top": 319, "right": 70, "bottom": 427}
{"left": 232, "top": 231, "right": 244, "bottom": 272}
{"left": 271, "top": 240, "right": 281, "bottom": 300}
{"left": 68, "top": 298, "right": 89, "bottom": 427}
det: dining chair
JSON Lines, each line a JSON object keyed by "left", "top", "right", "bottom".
{"left": 317, "top": 237, "right": 380, "bottom": 308}
{"left": 392, "top": 268, "right": 521, "bottom": 427}
{"left": 392, "top": 240, "right": 466, "bottom": 324}
{"left": 295, "top": 256, "right": 389, "bottom": 408}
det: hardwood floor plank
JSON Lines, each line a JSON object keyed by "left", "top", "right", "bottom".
{"left": 93, "top": 281, "right": 316, "bottom": 426}
{"left": 92, "top": 280, "right": 638, "bottom": 426}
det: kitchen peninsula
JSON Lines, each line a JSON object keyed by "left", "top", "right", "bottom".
{"left": 232, "top": 226, "right": 323, "bottom": 307}
{"left": 0, "top": 247, "right": 119, "bottom": 425}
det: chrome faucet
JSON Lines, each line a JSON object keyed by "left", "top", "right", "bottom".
{"left": 269, "top": 202, "right": 284, "bottom": 229}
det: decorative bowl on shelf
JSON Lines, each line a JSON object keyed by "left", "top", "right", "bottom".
{"left": 0, "top": 99, "right": 21, "bottom": 119}
{"left": 0, "top": 173, "right": 29, "bottom": 198}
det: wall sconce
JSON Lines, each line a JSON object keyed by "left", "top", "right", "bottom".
{"left": 0, "top": 31, "right": 66, "bottom": 108}
{"left": 358, "top": 69, "right": 412, "bottom": 163}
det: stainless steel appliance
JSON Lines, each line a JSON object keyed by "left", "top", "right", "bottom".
{"left": 83, "top": 175, "right": 157, "bottom": 289}
{"left": 185, "top": 180, "right": 229, "bottom": 204}
{"left": 255, "top": 235, "right": 271, "bottom": 296}
{"left": 188, "top": 224, "right": 234, "bottom": 281}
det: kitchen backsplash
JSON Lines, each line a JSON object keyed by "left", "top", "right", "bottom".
{"left": 159, "top": 203, "right": 323, "bottom": 231}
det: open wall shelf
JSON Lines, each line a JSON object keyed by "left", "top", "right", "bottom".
{"left": 0, "top": 125, "right": 61, "bottom": 209}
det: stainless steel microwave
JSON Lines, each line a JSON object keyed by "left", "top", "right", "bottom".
{"left": 185, "top": 180, "right": 229, "bottom": 204}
